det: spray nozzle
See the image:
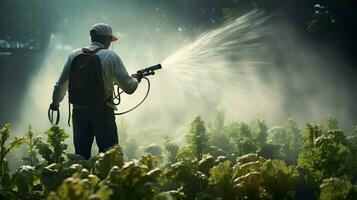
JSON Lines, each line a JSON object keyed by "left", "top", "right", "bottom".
{"left": 135, "top": 64, "right": 162, "bottom": 77}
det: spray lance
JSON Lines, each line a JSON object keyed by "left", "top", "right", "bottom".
{"left": 48, "top": 64, "right": 162, "bottom": 126}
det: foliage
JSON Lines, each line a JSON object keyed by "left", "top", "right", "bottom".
{"left": 233, "top": 153, "right": 299, "bottom": 199}
{"left": 187, "top": 116, "right": 209, "bottom": 161}
{"left": 298, "top": 122, "right": 355, "bottom": 181}
{"left": 101, "top": 154, "right": 162, "bottom": 200}
{"left": 268, "top": 119, "right": 303, "bottom": 165}
{"left": 1, "top": 115, "right": 357, "bottom": 199}
{"left": 164, "top": 140, "right": 179, "bottom": 165}
{"left": 0, "top": 124, "right": 26, "bottom": 190}
{"left": 12, "top": 165, "right": 38, "bottom": 199}
{"left": 40, "top": 163, "right": 82, "bottom": 194}
{"left": 226, "top": 121, "right": 257, "bottom": 156}
{"left": 319, "top": 177, "right": 356, "bottom": 200}
{"left": 144, "top": 143, "right": 163, "bottom": 159}
{"left": 208, "top": 160, "right": 233, "bottom": 198}
{"left": 34, "top": 126, "right": 69, "bottom": 164}
{"left": 163, "top": 160, "right": 207, "bottom": 199}
{"left": 48, "top": 168, "right": 112, "bottom": 200}
{"left": 22, "top": 125, "right": 40, "bottom": 166}
{"left": 208, "top": 109, "right": 234, "bottom": 156}
{"left": 94, "top": 146, "right": 124, "bottom": 179}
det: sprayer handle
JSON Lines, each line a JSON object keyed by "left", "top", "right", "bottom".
{"left": 132, "top": 74, "right": 142, "bottom": 83}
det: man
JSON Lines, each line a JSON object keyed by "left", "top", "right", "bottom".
{"left": 49, "top": 23, "right": 139, "bottom": 159}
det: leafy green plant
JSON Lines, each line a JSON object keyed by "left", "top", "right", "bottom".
{"left": 319, "top": 177, "right": 357, "bottom": 200}
{"left": 164, "top": 140, "right": 179, "bottom": 165}
{"left": 208, "top": 160, "right": 234, "bottom": 199}
{"left": 233, "top": 153, "right": 299, "bottom": 199}
{"left": 164, "top": 160, "right": 208, "bottom": 199}
{"left": 298, "top": 123, "right": 354, "bottom": 181}
{"left": 226, "top": 121, "right": 257, "bottom": 156}
{"left": 94, "top": 145, "right": 124, "bottom": 179}
{"left": 48, "top": 168, "right": 112, "bottom": 200}
{"left": 12, "top": 165, "right": 40, "bottom": 199}
{"left": 144, "top": 143, "right": 163, "bottom": 159}
{"left": 268, "top": 119, "right": 303, "bottom": 165}
{"left": 176, "top": 116, "right": 210, "bottom": 163}
{"left": 101, "top": 155, "right": 162, "bottom": 200}
{"left": 22, "top": 125, "right": 40, "bottom": 166}
{"left": 40, "top": 163, "right": 86, "bottom": 194}
{"left": 34, "top": 126, "right": 69, "bottom": 164}
{"left": 187, "top": 116, "right": 209, "bottom": 161}
{"left": 0, "top": 124, "right": 25, "bottom": 187}
{"left": 208, "top": 110, "right": 234, "bottom": 155}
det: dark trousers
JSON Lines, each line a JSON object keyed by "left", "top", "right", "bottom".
{"left": 72, "top": 106, "right": 118, "bottom": 159}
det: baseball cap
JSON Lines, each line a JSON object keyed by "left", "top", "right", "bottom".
{"left": 90, "top": 23, "right": 118, "bottom": 41}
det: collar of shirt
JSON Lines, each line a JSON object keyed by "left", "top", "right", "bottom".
{"left": 88, "top": 42, "right": 105, "bottom": 51}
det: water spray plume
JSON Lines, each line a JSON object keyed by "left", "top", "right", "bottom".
{"left": 161, "top": 10, "right": 277, "bottom": 106}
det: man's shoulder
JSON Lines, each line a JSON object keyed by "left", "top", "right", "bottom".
{"left": 97, "top": 49, "right": 122, "bottom": 61}
{"left": 98, "top": 49, "right": 118, "bottom": 56}
{"left": 72, "top": 48, "right": 83, "bottom": 54}
{"left": 67, "top": 48, "right": 83, "bottom": 60}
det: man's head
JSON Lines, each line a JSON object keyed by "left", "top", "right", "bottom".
{"left": 90, "top": 23, "right": 118, "bottom": 49}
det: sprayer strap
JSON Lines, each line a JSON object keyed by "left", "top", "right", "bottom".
{"left": 68, "top": 98, "right": 71, "bottom": 127}
{"left": 82, "top": 47, "right": 103, "bottom": 54}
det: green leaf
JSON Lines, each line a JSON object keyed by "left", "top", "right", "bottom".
{"left": 34, "top": 137, "right": 53, "bottom": 163}
{"left": 94, "top": 146, "right": 124, "bottom": 179}
{"left": 8, "top": 137, "right": 26, "bottom": 152}
{"left": 13, "top": 165, "right": 36, "bottom": 198}
{"left": 320, "top": 178, "right": 352, "bottom": 200}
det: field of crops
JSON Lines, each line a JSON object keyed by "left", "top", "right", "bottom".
{"left": 1, "top": 114, "right": 357, "bottom": 200}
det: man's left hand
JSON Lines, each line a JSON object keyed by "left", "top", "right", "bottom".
{"left": 49, "top": 102, "right": 59, "bottom": 110}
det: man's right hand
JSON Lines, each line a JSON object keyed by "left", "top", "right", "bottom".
{"left": 132, "top": 73, "right": 142, "bottom": 83}
{"left": 49, "top": 102, "right": 59, "bottom": 110}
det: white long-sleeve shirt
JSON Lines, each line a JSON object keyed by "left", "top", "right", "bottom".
{"left": 52, "top": 42, "right": 138, "bottom": 109}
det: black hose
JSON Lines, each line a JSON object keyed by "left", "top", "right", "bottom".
{"left": 48, "top": 107, "right": 60, "bottom": 126}
{"left": 113, "top": 85, "right": 124, "bottom": 106}
{"left": 114, "top": 76, "right": 150, "bottom": 115}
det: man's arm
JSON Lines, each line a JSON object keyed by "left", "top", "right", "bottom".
{"left": 110, "top": 52, "right": 138, "bottom": 94}
{"left": 51, "top": 55, "right": 72, "bottom": 106}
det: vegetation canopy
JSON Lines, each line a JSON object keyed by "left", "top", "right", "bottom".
{"left": 1, "top": 113, "right": 357, "bottom": 200}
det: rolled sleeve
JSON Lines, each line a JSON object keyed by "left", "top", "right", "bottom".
{"left": 110, "top": 53, "right": 138, "bottom": 94}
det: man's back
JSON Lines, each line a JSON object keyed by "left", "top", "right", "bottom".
{"left": 52, "top": 42, "right": 138, "bottom": 110}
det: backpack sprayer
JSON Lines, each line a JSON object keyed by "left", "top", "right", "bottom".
{"left": 48, "top": 64, "right": 162, "bottom": 126}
